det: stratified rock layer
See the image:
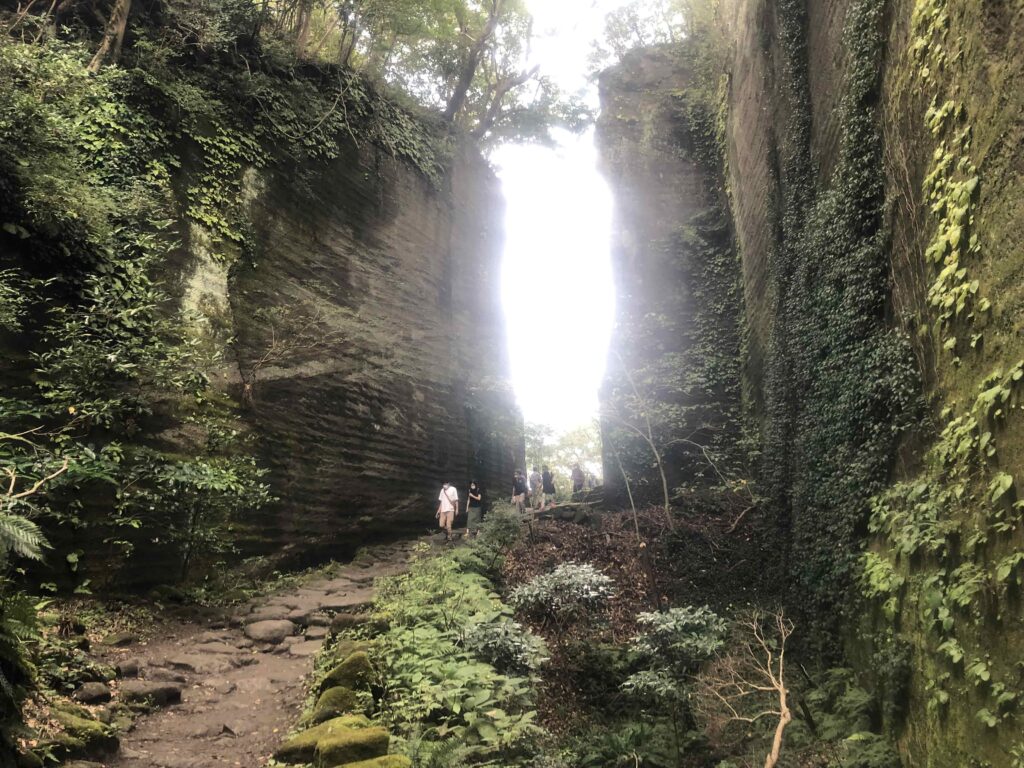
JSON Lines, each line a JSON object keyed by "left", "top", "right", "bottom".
{"left": 186, "top": 143, "right": 521, "bottom": 561}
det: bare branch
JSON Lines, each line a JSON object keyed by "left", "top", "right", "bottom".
{"left": 694, "top": 610, "right": 795, "bottom": 768}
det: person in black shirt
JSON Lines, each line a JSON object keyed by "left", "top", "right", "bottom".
{"left": 466, "top": 481, "right": 483, "bottom": 536}
{"left": 541, "top": 465, "right": 556, "bottom": 509}
{"left": 511, "top": 469, "right": 528, "bottom": 514}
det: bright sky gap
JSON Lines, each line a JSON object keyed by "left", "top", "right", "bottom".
{"left": 493, "top": 0, "right": 625, "bottom": 430}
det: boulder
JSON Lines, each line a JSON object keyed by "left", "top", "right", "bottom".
{"left": 244, "top": 619, "right": 296, "bottom": 644}
{"left": 116, "top": 658, "right": 141, "bottom": 678}
{"left": 305, "top": 626, "right": 329, "bottom": 640}
{"left": 50, "top": 704, "right": 119, "bottom": 757}
{"left": 99, "top": 632, "right": 137, "bottom": 647}
{"left": 337, "top": 757, "right": 412, "bottom": 768}
{"left": 319, "top": 652, "right": 373, "bottom": 694}
{"left": 314, "top": 727, "right": 390, "bottom": 767}
{"left": 147, "top": 666, "right": 189, "bottom": 682}
{"left": 329, "top": 614, "right": 368, "bottom": 633}
{"left": 15, "top": 750, "right": 43, "bottom": 768}
{"left": 72, "top": 683, "right": 111, "bottom": 704}
{"left": 311, "top": 687, "right": 359, "bottom": 723}
{"left": 274, "top": 715, "right": 371, "bottom": 763}
{"left": 119, "top": 680, "right": 183, "bottom": 706}
{"left": 318, "top": 593, "right": 373, "bottom": 612}
{"left": 148, "top": 584, "right": 187, "bottom": 603}
{"left": 289, "top": 640, "right": 323, "bottom": 657}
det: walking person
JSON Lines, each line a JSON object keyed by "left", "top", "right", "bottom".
{"left": 466, "top": 480, "right": 483, "bottom": 537}
{"left": 529, "top": 466, "right": 543, "bottom": 510}
{"left": 571, "top": 463, "right": 585, "bottom": 496}
{"left": 436, "top": 482, "right": 458, "bottom": 542}
{"left": 511, "top": 469, "right": 528, "bottom": 515}
{"left": 542, "top": 465, "right": 556, "bottom": 509}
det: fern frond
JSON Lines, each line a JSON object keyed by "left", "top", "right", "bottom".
{"left": 0, "top": 514, "right": 48, "bottom": 560}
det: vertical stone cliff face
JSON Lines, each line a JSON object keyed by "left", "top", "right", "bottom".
{"left": 184, "top": 142, "right": 521, "bottom": 562}
{"left": 597, "top": 0, "right": 1024, "bottom": 764}
{"left": 596, "top": 47, "right": 744, "bottom": 501}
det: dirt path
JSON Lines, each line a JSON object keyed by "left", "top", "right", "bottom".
{"left": 95, "top": 541, "right": 419, "bottom": 768}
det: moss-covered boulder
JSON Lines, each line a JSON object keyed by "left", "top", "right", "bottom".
{"left": 311, "top": 686, "right": 360, "bottom": 723}
{"left": 274, "top": 715, "right": 372, "bottom": 763}
{"left": 15, "top": 750, "right": 44, "bottom": 768}
{"left": 319, "top": 652, "right": 373, "bottom": 694}
{"left": 314, "top": 727, "right": 390, "bottom": 767}
{"left": 336, "top": 757, "right": 412, "bottom": 768}
{"left": 47, "top": 702, "right": 119, "bottom": 758}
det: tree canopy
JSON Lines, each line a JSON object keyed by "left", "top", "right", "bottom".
{"left": 47, "top": 0, "right": 584, "bottom": 144}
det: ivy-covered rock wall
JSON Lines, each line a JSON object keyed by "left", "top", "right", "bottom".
{"left": 598, "top": 0, "right": 1024, "bottom": 764}
{"left": 0, "top": 41, "right": 521, "bottom": 588}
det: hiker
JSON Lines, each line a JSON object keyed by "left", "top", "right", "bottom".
{"left": 571, "top": 463, "right": 585, "bottom": 495}
{"left": 436, "top": 482, "right": 458, "bottom": 542}
{"left": 511, "top": 469, "right": 528, "bottom": 514}
{"left": 530, "top": 466, "right": 543, "bottom": 510}
{"left": 541, "top": 465, "right": 556, "bottom": 509}
{"left": 466, "top": 481, "right": 483, "bottom": 537}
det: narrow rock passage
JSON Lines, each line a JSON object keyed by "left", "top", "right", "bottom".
{"left": 102, "top": 542, "right": 419, "bottom": 768}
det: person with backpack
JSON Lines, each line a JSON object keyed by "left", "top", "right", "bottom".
{"left": 541, "top": 465, "right": 556, "bottom": 509}
{"left": 529, "top": 466, "right": 543, "bottom": 510}
{"left": 511, "top": 469, "right": 528, "bottom": 514}
{"left": 436, "top": 482, "right": 458, "bottom": 542}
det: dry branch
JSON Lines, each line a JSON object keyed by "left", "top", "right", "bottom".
{"left": 694, "top": 610, "right": 795, "bottom": 768}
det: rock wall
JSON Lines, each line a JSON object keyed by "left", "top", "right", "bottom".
{"left": 596, "top": 46, "right": 744, "bottom": 500}
{"left": 597, "top": 0, "right": 1024, "bottom": 764}
{"left": 183, "top": 142, "right": 521, "bottom": 563}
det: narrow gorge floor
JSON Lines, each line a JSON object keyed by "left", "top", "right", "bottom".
{"left": 97, "top": 541, "right": 419, "bottom": 768}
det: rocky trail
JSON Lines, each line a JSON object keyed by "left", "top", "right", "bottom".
{"left": 79, "top": 541, "right": 420, "bottom": 768}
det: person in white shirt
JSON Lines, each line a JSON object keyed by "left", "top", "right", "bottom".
{"left": 436, "top": 482, "right": 458, "bottom": 542}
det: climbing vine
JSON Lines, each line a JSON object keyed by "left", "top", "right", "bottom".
{"left": 910, "top": 0, "right": 991, "bottom": 360}
{"left": 759, "top": 0, "right": 920, "bottom": 647}
{"left": 851, "top": 0, "right": 1024, "bottom": 759}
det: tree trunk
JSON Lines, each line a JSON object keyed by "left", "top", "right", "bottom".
{"left": 471, "top": 65, "right": 539, "bottom": 139}
{"left": 295, "top": 0, "right": 314, "bottom": 58}
{"left": 444, "top": 0, "right": 502, "bottom": 123}
{"left": 87, "top": 0, "right": 132, "bottom": 72}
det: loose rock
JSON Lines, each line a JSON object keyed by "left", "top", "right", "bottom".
{"left": 99, "top": 631, "right": 137, "bottom": 647}
{"left": 72, "top": 682, "right": 111, "bottom": 704}
{"left": 120, "top": 680, "right": 183, "bottom": 706}
{"left": 244, "top": 619, "right": 296, "bottom": 644}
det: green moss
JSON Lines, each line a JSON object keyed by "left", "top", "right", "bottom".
{"left": 313, "top": 727, "right": 389, "bottom": 767}
{"left": 48, "top": 703, "right": 119, "bottom": 756}
{"left": 312, "top": 686, "right": 360, "bottom": 723}
{"left": 319, "top": 652, "right": 373, "bottom": 694}
{"left": 335, "top": 757, "right": 412, "bottom": 768}
{"left": 274, "top": 715, "right": 372, "bottom": 763}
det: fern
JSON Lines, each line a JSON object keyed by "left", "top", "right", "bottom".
{"left": 415, "top": 738, "right": 472, "bottom": 768}
{"left": 0, "top": 514, "right": 47, "bottom": 561}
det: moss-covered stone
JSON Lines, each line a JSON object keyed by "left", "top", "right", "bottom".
{"left": 335, "top": 756, "right": 412, "bottom": 768}
{"left": 15, "top": 750, "right": 44, "bottom": 768}
{"left": 312, "top": 686, "right": 360, "bottom": 723}
{"left": 319, "top": 651, "right": 373, "bottom": 694}
{"left": 313, "top": 727, "right": 389, "bottom": 767}
{"left": 48, "top": 702, "right": 119, "bottom": 757}
{"left": 274, "top": 715, "right": 371, "bottom": 763}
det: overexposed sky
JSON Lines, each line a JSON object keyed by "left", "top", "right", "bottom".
{"left": 493, "top": 0, "right": 627, "bottom": 430}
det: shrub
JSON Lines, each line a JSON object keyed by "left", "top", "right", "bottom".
{"left": 371, "top": 548, "right": 543, "bottom": 764}
{"left": 464, "top": 619, "right": 547, "bottom": 675}
{"left": 509, "top": 563, "right": 613, "bottom": 625}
